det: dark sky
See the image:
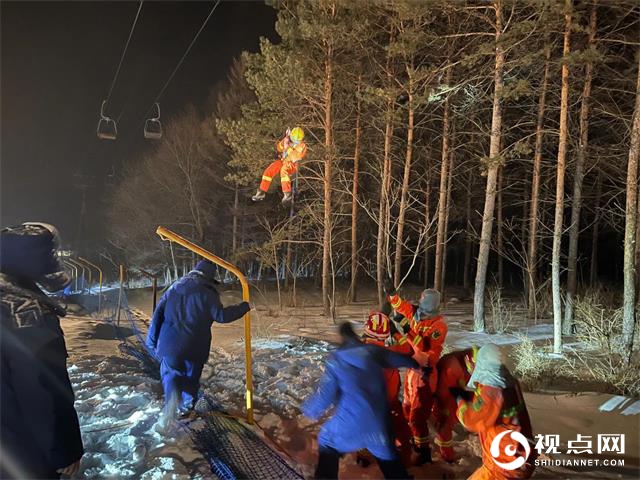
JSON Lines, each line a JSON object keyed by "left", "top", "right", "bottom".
{"left": 1, "top": 0, "right": 277, "bottom": 249}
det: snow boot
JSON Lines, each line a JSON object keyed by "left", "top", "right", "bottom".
{"left": 281, "top": 191, "right": 293, "bottom": 204}
{"left": 252, "top": 189, "right": 266, "bottom": 202}
{"left": 178, "top": 408, "right": 198, "bottom": 422}
{"left": 411, "top": 445, "right": 432, "bottom": 466}
{"left": 356, "top": 449, "right": 373, "bottom": 468}
{"left": 439, "top": 445, "right": 457, "bottom": 463}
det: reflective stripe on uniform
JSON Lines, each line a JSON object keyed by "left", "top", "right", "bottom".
{"left": 262, "top": 175, "right": 272, "bottom": 181}
{"left": 434, "top": 437, "right": 453, "bottom": 447}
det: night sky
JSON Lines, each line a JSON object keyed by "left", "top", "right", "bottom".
{"left": 1, "top": 1, "right": 277, "bottom": 249}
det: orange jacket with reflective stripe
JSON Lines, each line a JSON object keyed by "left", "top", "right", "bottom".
{"left": 276, "top": 138, "right": 308, "bottom": 163}
{"left": 388, "top": 293, "right": 447, "bottom": 368}
{"left": 362, "top": 337, "right": 402, "bottom": 404}
{"left": 457, "top": 383, "right": 536, "bottom": 479}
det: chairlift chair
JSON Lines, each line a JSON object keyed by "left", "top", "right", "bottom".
{"left": 97, "top": 100, "right": 117, "bottom": 140}
{"left": 144, "top": 103, "right": 162, "bottom": 140}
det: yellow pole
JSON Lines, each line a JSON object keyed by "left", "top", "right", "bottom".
{"left": 67, "top": 258, "right": 87, "bottom": 293}
{"left": 79, "top": 257, "right": 103, "bottom": 312}
{"left": 116, "top": 265, "right": 125, "bottom": 327}
{"left": 74, "top": 258, "right": 93, "bottom": 293}
{"left": 63, "top": 260, "right": 78, "bottom": 291}
{"left": 156, "top": 226, "right": 254, "bottom": 424}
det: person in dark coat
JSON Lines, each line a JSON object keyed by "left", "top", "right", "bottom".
{"left": 0, "top": 223, "right": 84, "bottom": 479}
{"left": 146, "top": 259, "right": 250, "bottom": 423}
{"left": 302, "top": 322, "right": 422, "bottom": 480}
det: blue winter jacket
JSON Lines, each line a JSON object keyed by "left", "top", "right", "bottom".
{"left": 302, "top": 338, "right": 418, "bottom": 460}
{"left": 146, "top": 272, "right": 250, "bottom": 364}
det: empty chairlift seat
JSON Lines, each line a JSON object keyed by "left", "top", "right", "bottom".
{"left": 144, "top": 103, "right": 162, "bottom": 140}
{"left": 97, "top": 100, "right": 117, "bottom": 140}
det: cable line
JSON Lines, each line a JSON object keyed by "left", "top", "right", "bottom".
{"left": 105, "top": 0, "right": 144, "bottom": 107}
{"left": 142, "top": 0, "right": 221, "bottom": 119}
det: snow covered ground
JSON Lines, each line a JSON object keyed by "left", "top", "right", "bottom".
{"left": 61, "top": 286, "right": 640, "bottom": 480}
{"left": 70, "top": 354, "right": 209, "bottom": 479}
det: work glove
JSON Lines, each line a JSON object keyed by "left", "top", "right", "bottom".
{"left": 449, "top": 387, "right": 474, "bottom": 402}
{"left": 382, "top": 277, "right": 396, "bottom": 297}
{"left": 392, "top": 318, "right": 410, "bottom": 336}
{"left": 389, "top": 318, "right": 399, "bottom": 336}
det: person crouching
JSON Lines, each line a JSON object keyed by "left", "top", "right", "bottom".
{"left": 457, "top": 344, "right": 536, "bottom": 480}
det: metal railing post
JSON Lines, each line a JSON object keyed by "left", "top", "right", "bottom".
{"left": 63, "top": 260, "right": 78, "bottom": 292}
{"left": 155, "top": 226, "right": 254, "bottom": 424}
{"left": 79, "top": 257, "right": 103, "bottom": 312}
{"left": 116, "top": 265, "right": 125, "bottom": 327}
{"left": 138, "top": 269, "right": 159, "bottom": 314}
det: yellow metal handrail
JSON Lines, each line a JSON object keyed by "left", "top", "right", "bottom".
{"left": 79, "top": 257, "right": 103, "bottom": 312}
{"left": 66, "top": 258, "right": 87, "bottom": 293}
{"left": 156, "top": 226, "right": 254, "bottom": 424}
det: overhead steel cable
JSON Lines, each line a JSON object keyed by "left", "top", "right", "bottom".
{"left": 105, "top": 0, "right": 144, "bottom": 107}
{"left": 142, "top": 0, "right": 221, "bottom": 120}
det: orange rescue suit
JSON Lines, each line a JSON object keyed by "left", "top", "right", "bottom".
{"left": 259, "top": 137, "right": 308, "bottom": 193}
{"left": 432, "top": 348, "right": 476, "bottom": 460}
{"left": 388, "top": 293, "right": 447, "bottom": 449}
{"left": 457, "top": 382, "right": 536, "bottom": 480}
{"left": 362, "top": 337, "right": 412, "bottom": 454}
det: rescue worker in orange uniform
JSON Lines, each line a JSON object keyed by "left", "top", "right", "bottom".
{"left": 357, "top": 310, "right": 413, "bottom": 467}
{"left": 252, "top": 127, "right": 308, "bottom": 204}
{"left": 432, "top": 346, "right": 478, "bottom": 462}
{"left": 457, "top": 344, "right": 536, "bottom": 480}
{"left": 383, "top": 280, "right": 448, "bottom": 466}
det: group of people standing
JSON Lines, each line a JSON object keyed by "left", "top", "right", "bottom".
{"left": 0, "top": 221, "right": 536, "bottom": 480}
{"left": 303, "top": 283, "right": 537, "bottom": 480}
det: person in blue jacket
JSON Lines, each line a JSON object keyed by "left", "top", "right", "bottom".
{"left": 302, "top": 322, "right": 422, "bottom": 479}
{"left": 0, "top": 223, "right": 84, "bottom": 479}
{"left": 146, "top": 259, "right": 250, "bottom": 424}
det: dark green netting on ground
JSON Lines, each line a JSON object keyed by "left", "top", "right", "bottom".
{"left": 191, "top": 404, "right": 304, "bottom": 480}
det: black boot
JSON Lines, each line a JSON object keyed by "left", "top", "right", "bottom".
{"left": 410, "top": 445, "right": 432, "bottom": 466}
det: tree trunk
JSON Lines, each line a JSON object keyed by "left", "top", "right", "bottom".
{"left": 232, "top": 186, "right": 239, "bottom": 255}
{"left": 473, "top": 0, "right": 504, "bottom": 332}
{"left": 565, "top": 3, "right": 597, "bottom": 333}
{"left": 394, "top": 65, "right": 415, "bottom": 286}
{"left": 348, "top": 78, "right": 362, "bottom": 303}
{"left": 497, "top": 166, "right": 504, "bottom": 287}
{"left": 441, "top": 140, "right": 455, "bottom": 297}
{"left": 527, "top": 41, "right": 551, "bottom": 319}
{"left": 423, "top": 168, "right": 432, "bottom": 289}
{"left": 463, "top": 173, "right": 472, "bottom": 290}
{"left": 376, "top": 29, "right": 395, "bottom": 305}
{"left": 622, "top": 53, "right": 640, "bottom": 361}
{"left": 434, "top": 65, "right": 453, "bottom": 292}
{"left": 322, "top": 15, "right": 335, "bottom": 318}
{"left": 590, "top": 173, "right": 602, "bottom": 286}
{"left": 552, "top": 0, "right": 572, "bottom": 354}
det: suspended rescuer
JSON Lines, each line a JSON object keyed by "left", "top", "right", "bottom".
{"left": 0, "top": 223, "right": 84, "bottom": 479}
{"left": 252, "top": 127, "right": 307, "bottom": 204}
{"left": 357, "top": 308, "right": 413, "bottom": 467}
{"left": 383, "top": 279, "right": 448, "bottom": 466}
{"left": 457, "top": 344, "right": 536, "bottom": 480}
{"left": 146, "top": 260, "right": 250, "bottom": 426}
{"left": 302, "top": 321, "right": 429, "bottom": 480}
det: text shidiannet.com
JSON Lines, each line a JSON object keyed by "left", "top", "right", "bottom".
{"left": 535, "top": 459, "right": 625, "bottom": 467}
